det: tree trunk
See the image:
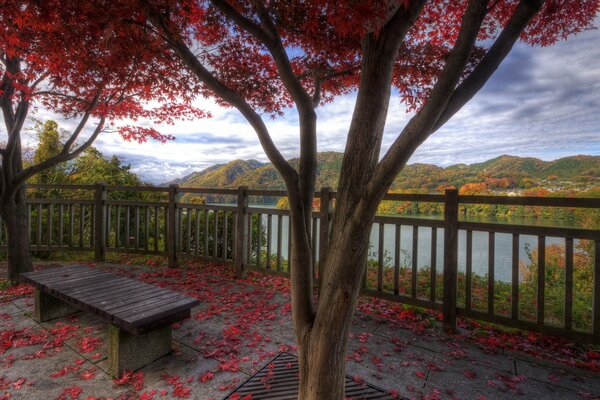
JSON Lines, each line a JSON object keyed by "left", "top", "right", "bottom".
{"left": 296, "top": 202, "right": 374, "bottom": 399}
{"left": 1, "top": 187, "right": 33, "bottom": 283}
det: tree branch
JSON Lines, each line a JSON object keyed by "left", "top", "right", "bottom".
{"left": 209, "top": 0, "right": 275, "bottom": 46}
{"left": 368, "top": 0, "right": 490, "bottom": 202}
{"left": 146, "top": 8, "right": 298, "bottom": 188}
{"left": 431, "top": 0, "right": 544, "bottom": 132}
{"left": 15, "top": 116, "right": 106, "bottom": 186}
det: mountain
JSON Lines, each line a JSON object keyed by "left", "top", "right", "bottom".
{"left": 169, "top": 153, "right": 600, "bottom": 194}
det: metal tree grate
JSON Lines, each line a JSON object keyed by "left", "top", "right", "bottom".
{"left": 225, "top": 352, "right": 394, "bottom": 399}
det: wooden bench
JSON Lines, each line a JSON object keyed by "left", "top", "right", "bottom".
{"left": 21, "top": 265, "right": 199, "bottom": 377}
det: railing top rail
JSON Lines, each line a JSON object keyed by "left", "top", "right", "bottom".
{"left": 107, "top": 185, "right": 169, "bottom": 193}
{"left": 27, "top": 198, "right": 95, "bottom": 205}
{"left": 459, "top": 195, "right": 600, "bottom": 208}
{"left": 21, "top": 184, "right": 600, "bottom": 209}
{"left": 178, "top": 203, "right": 237, "bottom": 211}
{"left": 178, "top": 187, "right": 238, "bottom": 195}
{"left": 381, "top": 193, "right": 445, "bottom": 202}
{"left": 246, "top": 189, "right": 288, "bottom": 197}
{"left": 459, "top": 220, "right": 600, "bottom": 240}
{"left": 26, "top": 184, "right": 96, "bottom": 190}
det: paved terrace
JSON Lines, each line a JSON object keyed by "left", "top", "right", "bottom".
{"left": 0, "top": 260, "right": 599, "bottom": 400}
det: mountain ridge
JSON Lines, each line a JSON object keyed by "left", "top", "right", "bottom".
{"left": 163, "top": 153, "right": 600, "bottom": 193}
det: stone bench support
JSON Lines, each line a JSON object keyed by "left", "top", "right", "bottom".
{"left": 108, "top": 324, "right": 172, "bottom": 377}
{"left": 34, "top": 289, "right": 78, "bottom": 322}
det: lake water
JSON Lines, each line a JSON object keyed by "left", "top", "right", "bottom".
{"left": 249, "top": 207, "right": 574, "bottom": 282}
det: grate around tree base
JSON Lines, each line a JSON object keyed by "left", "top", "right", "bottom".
{"left": 224, "top": 352, "right": 395, "bottom": 399}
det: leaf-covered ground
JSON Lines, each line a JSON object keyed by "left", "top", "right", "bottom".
{"left": 0, "top": 258, "right": 598, "bottom": 399}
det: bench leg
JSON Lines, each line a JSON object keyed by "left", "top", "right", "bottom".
{"left": 108, "top": 324, "right": 172, "bottom": 377}
{"left": 34, "top": 289, "right": 78, "bottom": 322}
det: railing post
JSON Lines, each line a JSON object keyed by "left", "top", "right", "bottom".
{"left": 94, "top": 183, "right": 107, "bottom": 262}
{"left": 235, "top": 186, "right": 249, "bottom": 279}
{"left": 318, "top": 187, "right": 332, "bottom": 287}
{"left": 167, "top": 184, "right": 178, "bottom": 268}
{"left": 443, "top": 188, "right": 459, "bottom": 333}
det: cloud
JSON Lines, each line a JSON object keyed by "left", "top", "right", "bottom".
{"left": 17, "top": 23, "right": 600, "bottom": 184}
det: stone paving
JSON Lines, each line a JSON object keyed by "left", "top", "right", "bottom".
{"left": 0, "top": 262, "right": 599, "bottom": 399}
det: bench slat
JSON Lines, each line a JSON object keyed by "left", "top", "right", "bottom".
{"left": 43, "top": 273, "right": 120, "bottom": 292}
{"left": 75, "top": 282, "right": 163, "bottom": 304}
{"left": 89, "top": 286, "right": 174, "bottom": 310}
{"left": 124, "top": 298, "right": 199, "bottom": 329}
{"left": 110, "top": 292, "right": 188, "bottom": 317}
{"left": 29, "top": 268, "right": 106, "bottom": 286}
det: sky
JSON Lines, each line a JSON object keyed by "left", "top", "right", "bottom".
{"left": 25, "top": 20, "right": 600, "bottom": 184}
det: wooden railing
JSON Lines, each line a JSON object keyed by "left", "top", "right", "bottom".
{"left": 1, "top": 184, "right": 599, "bottom": 344}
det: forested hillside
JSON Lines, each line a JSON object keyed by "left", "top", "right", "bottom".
{"left": 169, "top": 152, "right": 600, "bottom": 195}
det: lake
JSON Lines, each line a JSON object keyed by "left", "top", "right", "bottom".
{"left": 248, "top": 206, "right": 576, "bottom": 282}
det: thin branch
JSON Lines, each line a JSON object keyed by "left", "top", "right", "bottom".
{"left": 210, "top": 0, "right": 275, "bottom": 45}
{"left": 368, "top": 0, "right": 490, "bottom": 201}
{"left": 431, "top": 0, "right": 544, "bottom": 132}
{"left": 312, "top": 74, "right": 321, "bottom": 108}
{"left": 146, "top": 8, "right": 297, "bottom": 187}
{"left": 16, "top": 116, "right": 106, "bottom": 186}
{"left": 29, "top": 72, "right": 50, "bottom": 92}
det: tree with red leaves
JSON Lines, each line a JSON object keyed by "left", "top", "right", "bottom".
{"left": 127, "top": 0, "right": 599, "bottom": 398}
{"left": 0, "top": 1, "right": 204, "bottom": 282}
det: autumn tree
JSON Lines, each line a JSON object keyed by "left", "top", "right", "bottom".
{"left": 0, "top": 1, "right": 203, "bottom": 282}
{"left": 26, "top": 120, "right": 69, "bottom": 199}
{"left": 96, "top": 0, "right": 598, "bottom": 398}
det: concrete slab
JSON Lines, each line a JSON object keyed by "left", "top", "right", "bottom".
{"left": 1, "top": 261, "right": 598, "bottom": 399}
{"left": 516, "top": 359, "right": 600, "bottom": 397}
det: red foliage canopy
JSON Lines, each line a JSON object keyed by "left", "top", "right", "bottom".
{"left": 117, "top": 0, "right": 598, "bottom": 115}
{"left": 0, "top": 0, "right": 207, "bottom": 143}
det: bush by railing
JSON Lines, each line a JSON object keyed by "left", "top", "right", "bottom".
{"left": 1, "top": 184, "right": 599, "bottom": 344}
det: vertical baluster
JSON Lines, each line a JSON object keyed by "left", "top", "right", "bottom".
{"left": 394, "top": 224, "right": 401, "bottom": 296}
{"left": 232, "top": 211, "right": 237, "bottom": 261}
{"left": 564, "top": 238, "right": 574, "bottom": 330}
{"left": 195, "top": 209, "right": 201, "bottom": 256}
{"left": 377, "top": 223, "right": 384, "bottom": 292}
{"left": 287, "top": 215, "right": 292, "bottom": 271}
{"left": 277, "top": 215, "right": 282, "bottom": 271}
{"left": 537, "top": 236, "right": 546, "bottom": 324}
{"left": 204, "top": 210, "right": 209, "bottom": 257}
{"left": 164, "top": 207, "right": 169, "bottom": 254}
{"left": 412, "top": 226, "right": 418, "bottom": 299}
{"left": 37, "top": 204, "right": 42, "bottom": 245}
{"left": 430, "top": 227, "right": 437, "bottom": 303}
{"left": 135, "top": 206, "right": 140, "bottom": 249}
{"left": 154, "top": 207, "right": 159, "bottom": 251}
{"left": 47, "top": 204, "right": 53, "bottom": 247}
{"left": 312, "top": 216, "right": 318, "bottom": 276}
{"left": 247, "top": 213, "right": 253, "bottom": 264}
{"left": 145, "top": 207, "right": 150, "bottom": 250}
{"left": 593, "top": 240, "right": 600, "bottom": 335}
{"left": 512, "top": 234, "right": 520, "bottom": 320}
{"left": 223, "top": 212, "right": 229, "bottom": 259}
{"left": 178, "top": 207, "right": 183, "bottom": 253}
{"left": 79, "top": 205, "right": 85, "bottom": 248}
{"left": 488, "top": 232, "right": 495, "bottom": 315}
{"left": 125, "top": 206, "right": 131, "bottom": 249}
{"left": 256, "top": 213, "right": 262, "bottom": 268}
{"left": 115, "top": 206, "right": 122, "bottom": 248}
{"left": 26, "top": 204, "right": 31, "bottom": 244}
{"left": 266, "top": 214, "right": 272, "bottom": 269}
{"left": 106, "top": 205, "right": 111, "bottom": 248}
{"left": 187, "top": 208, "right": 192, "bottom": 254}
{"left": 465, "top": 230, "right": 473, "bottom": 311}
{"left": 213, "top": 211, "right": 218, "bottom": 258}
{"left": 58, "top": 204, "right": 64, "bottom": 247}
{"left": 69, "top": 204, "right": 74, "bottom": 247}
